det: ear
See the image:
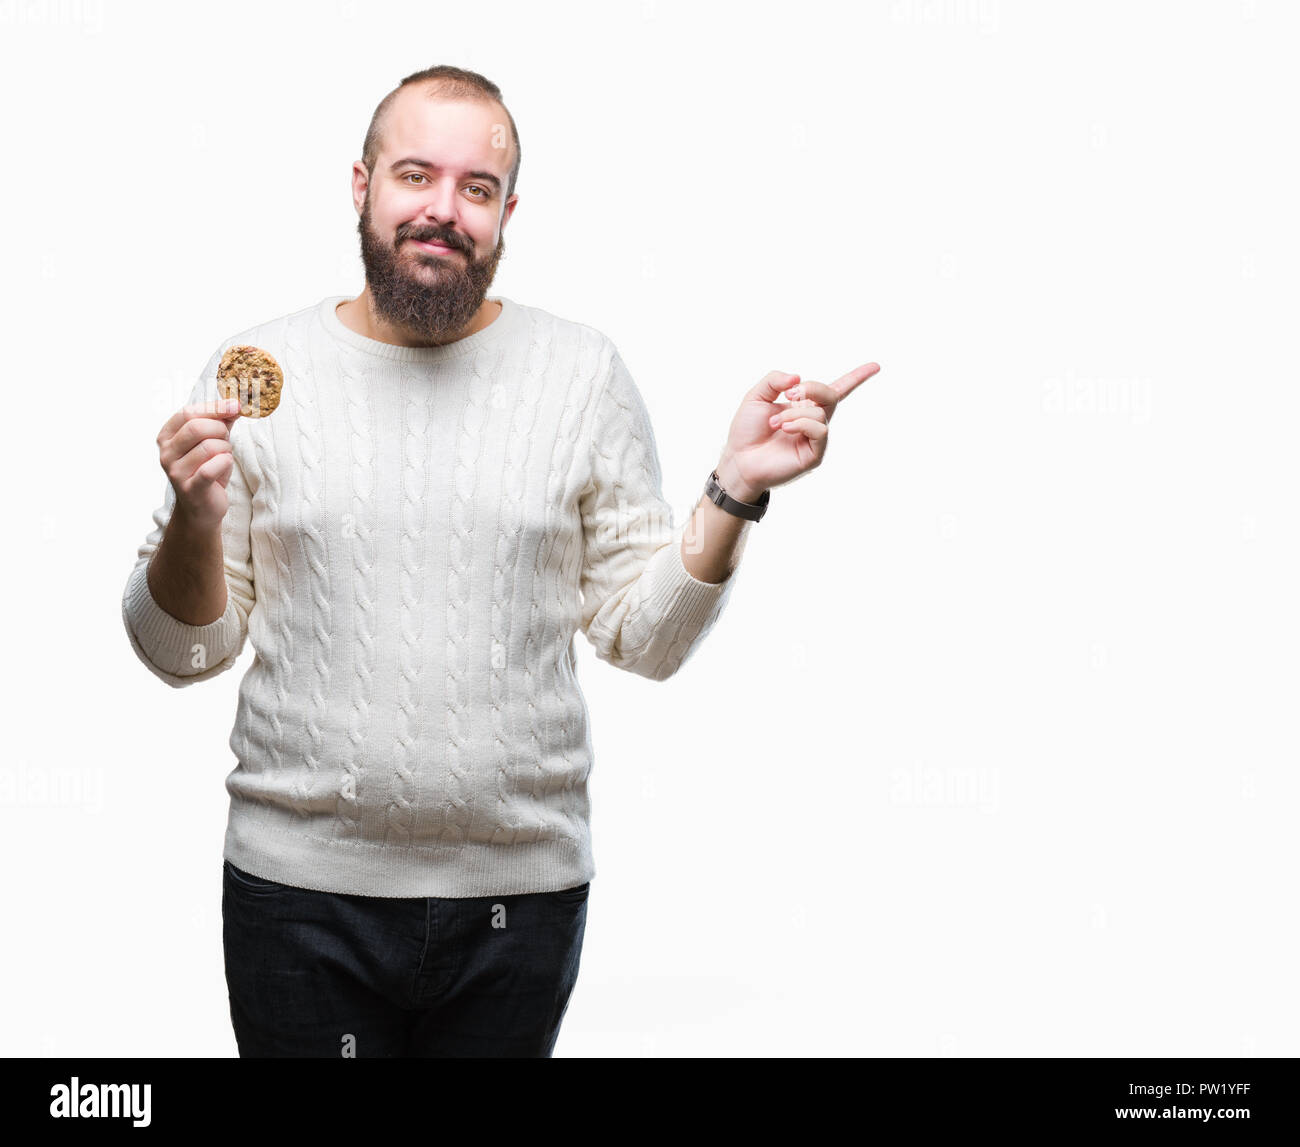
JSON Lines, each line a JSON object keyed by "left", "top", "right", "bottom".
{"left": 351, "top": 161, "right": 370, "bottom": 216}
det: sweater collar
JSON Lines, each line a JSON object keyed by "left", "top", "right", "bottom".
{"left": 318, "top": 294, "right": 522, "bottom": 363}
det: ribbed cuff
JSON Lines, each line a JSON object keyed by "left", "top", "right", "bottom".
{"left": 122, "top": 561, "right": 242, "bottom": 677}
{"left": 641, "top": 520, "right": 738, "bottom": 632}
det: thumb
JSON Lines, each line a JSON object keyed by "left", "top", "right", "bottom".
{"left": 750, "top": 370, "right": 800, "bottom": 403}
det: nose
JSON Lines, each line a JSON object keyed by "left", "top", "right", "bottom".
{"left": 416, "top": 179, "right": 463, "bottom": 230}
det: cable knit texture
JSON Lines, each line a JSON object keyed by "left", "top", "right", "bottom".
{"left": 121, "top": 295, "right": 739, "bottom": 897}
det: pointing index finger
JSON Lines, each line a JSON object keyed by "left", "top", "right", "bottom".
{"left": 832, "top": 362, "right": 882, "bottom": 401}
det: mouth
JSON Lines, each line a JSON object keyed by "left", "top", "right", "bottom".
{"left": 410, "top": 239, "right": 461, "bottom": 256}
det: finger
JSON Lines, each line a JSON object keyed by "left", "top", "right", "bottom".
{"left": 194, "top": 450, "right": 236, "bottom": 490}
{"left": 189, "top": 397, "right": 242, "bottom": 418}
{"left": 161, "top": 416, "right": 234, "bottom": 466}
{"left": 172, "top": 438, "right": 233, "bottom": 485}
{"left": 780, "top": 417, "right": 829, "bottom": 440}
{"left": 750, "top": 370, "right": 801, "bottom": 404}
{"left": 768, "top": 404, "right": 826, "bottom": 429}
{"left": 830, "top": 362, "right": 881, "bottom": 401}
{"left": 157, "top": 398, "right": 241, "bottom": 445}
{"left": 785, "top": 379, "right": 838, "bottom": 410}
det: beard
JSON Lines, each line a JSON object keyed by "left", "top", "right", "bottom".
{"left": 357, "top": 196, "right": 506, "bottom": 344}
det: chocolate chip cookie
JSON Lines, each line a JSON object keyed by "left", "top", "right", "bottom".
{"left": 217, "top": 345, "right": 284, "bottom": 418}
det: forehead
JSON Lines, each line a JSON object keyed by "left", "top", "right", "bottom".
{"left": 383, "top": 90, "right": 511, "bottom": 171}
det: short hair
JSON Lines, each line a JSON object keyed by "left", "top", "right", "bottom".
{"left": 361, "top": 65, "right": 521, "bottom": 201}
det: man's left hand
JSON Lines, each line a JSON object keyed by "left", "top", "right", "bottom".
{"left": 714, "top": 362, "right": 882, "bottom": 503}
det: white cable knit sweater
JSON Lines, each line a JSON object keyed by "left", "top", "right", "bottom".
{"left": 121, "top": 294, "right": 738, "bottom": 897}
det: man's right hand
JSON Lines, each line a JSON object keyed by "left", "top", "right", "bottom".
{"left": 157, "top": 397, "right": 243, "bottom": 530}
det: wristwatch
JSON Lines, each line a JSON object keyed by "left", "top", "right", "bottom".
{"left": 704, "top": 470, "right": 770, "bottom": 522}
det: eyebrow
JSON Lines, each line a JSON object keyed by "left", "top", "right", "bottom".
{"left": 388, "top": 157, "right": 502, "bottom": 193}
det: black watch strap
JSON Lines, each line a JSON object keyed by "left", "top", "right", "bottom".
{"left": 704, "top": 470, "right": 770, "bottom": 522}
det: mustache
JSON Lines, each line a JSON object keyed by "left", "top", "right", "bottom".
{"left": 401, "top": 229, "right": 469, "bottom": 253}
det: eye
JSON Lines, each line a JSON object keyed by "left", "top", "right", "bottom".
{"left": 402, "top": 173, "right": 490, "bottom": 199}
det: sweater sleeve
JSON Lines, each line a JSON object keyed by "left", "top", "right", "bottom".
{"left": 121, "top": 357, "right": 256, "bottom": 688}
{"left": 578, "top": 344, "right": 738, "bottom": 681}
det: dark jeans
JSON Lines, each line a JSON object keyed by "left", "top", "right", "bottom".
{"left": 221, "top": 859, "right": 588, "bottom": 1057}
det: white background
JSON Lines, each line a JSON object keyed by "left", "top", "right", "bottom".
{"left": 2, "top": 0, "right": 1296, "bottom": 1058}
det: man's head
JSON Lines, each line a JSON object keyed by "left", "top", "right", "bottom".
{"left": 352, "top": 66, "right": 520, "bottom": 343}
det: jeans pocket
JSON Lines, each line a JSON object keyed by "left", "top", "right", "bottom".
{"left": 550, "top": 882, "right": 590, "bottom": 903}
{"left": 224, "top": 859, "right": 288, "bottom": 895}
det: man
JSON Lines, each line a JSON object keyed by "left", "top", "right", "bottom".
{"left": 121, "top": 65, "right": 879, "bottom": 1058}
